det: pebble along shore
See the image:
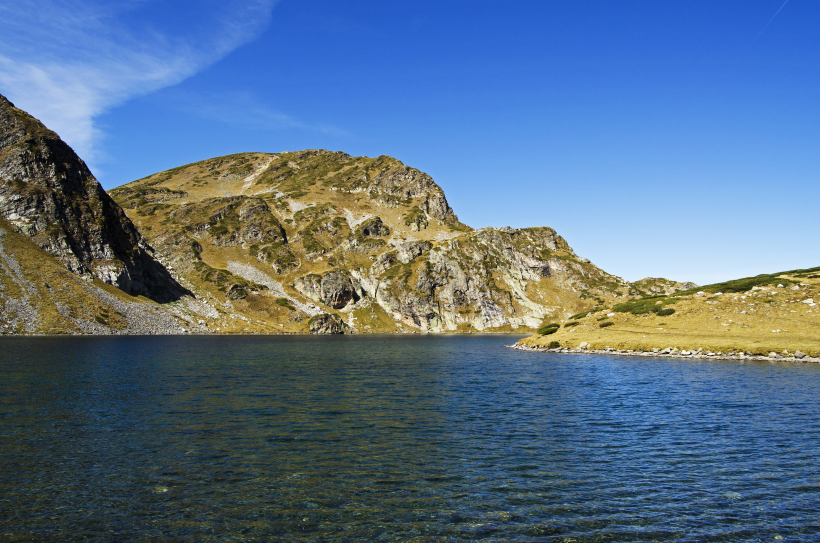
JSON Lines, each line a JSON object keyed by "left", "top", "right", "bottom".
{"left": 510, "top": 343, "right": 820, "bottom": 363}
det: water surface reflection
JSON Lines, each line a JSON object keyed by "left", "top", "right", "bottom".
{"left": 1, "top": 335, "right": 819, "bottom": 541}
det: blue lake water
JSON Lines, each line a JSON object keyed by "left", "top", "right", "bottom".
{"left": 1, "top": 334, "right": 819, "bottom": 542}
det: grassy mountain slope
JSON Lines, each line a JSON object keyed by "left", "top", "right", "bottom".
{"left": 0, "top": 217, "right": 206, "bottom": 335}
{"left": 110, "top": 150, "right": 641, "bottom": 333}
{"left": 518, "top": 267, "right": 820, "bottom": 357}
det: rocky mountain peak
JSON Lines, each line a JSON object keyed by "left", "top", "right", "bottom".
{"left": 0, "top": 94, "right": 189, "bottom": 302}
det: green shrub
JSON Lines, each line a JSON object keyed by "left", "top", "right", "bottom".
{"left": 275, "top": 297, "right": 296, "bottom": 311}
{"left": 301, "top": 234, "right": 325, "bottom": 254}
{"left": 675, "top": 272, "right": 803, "bottom": 295}
{"left": 564, "top": 321, "right": 581, "bottom": 327}
{"left": 538, "top": 323, "right": 560, "bottom": 335}
{"left": 599, "top": 321, "right": 614, "bottom": 328}
{"left": 656, "top": 308, "right": 675, "bottom": 317}
{"left": 547, "top": 341, "right": 561, "bottom": 349}
{"left": 569, "top": 311, "right": 589, "bottom": 320}
{"left": 612, "top": 297, "right": 676, "bottom": 315}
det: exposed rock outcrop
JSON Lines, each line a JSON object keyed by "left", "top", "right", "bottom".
{"left": 320, "top": 271, "right": 355, "bottom": 309}
{"left": 309, "top": 313, "right": 348, "bottom": 334}
{"left": 396, "top": 241, "right": 431, "bottom": 264}
{"left": 0, "top": 94, "right": 189, "bottom": 302}
{"left": 356, "top": 217, "right": 390, "bottom": 238}
{"left": 295, "top": 271, "right": 356, "bottom": 309}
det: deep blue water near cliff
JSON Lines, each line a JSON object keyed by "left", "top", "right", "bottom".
{"left": 1, "top": 335, "right": 820, "bottom": 542}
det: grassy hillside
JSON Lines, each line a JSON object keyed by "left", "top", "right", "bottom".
{"left": 0, "top": 218, "right": 203, "bottom": 335}
{"left": 519, "top": 267, "right": 820, "bottom": 357}
{"left": 108, "top": 150, "right": 638, "bottom": 334}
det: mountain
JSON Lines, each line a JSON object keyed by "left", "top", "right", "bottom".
{"left": 109, "top": 150, "right": 647, "bottom": 334}
{"left": 1, "top": 95, "right": 694, "bottom": 335}
{"left": 0, "top": 94, "right": 188, "bottom": 302}
{"left": 517, "top": 267, "right": 820, "bottom": 357}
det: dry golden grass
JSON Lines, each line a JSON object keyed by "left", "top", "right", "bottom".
{"left": 521, "top": 275, "right": 820, "bottom": 356}
{"left": 0, "top": 218, "right": 154, "bottom": 334}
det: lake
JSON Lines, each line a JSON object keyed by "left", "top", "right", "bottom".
{"left": 1, "top": 335, "right": 819, "bottom": 542}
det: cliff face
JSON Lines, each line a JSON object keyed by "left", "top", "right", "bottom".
{"left": 0, "top": 95, "right": 188, "bottom": 302}
{"left": 111, "top": 150, "right": 635, "bottom": 333}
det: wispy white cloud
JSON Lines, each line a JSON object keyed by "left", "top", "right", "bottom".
{"left": 0, "top": 0, "right": 278, "bottom": 164}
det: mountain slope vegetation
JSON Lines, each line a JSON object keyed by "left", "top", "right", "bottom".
{"left": 109, "top": 150, "right": 651, "bottom": 333}
{"left": 518, "top": 267, "right": 820, "bottom": 357}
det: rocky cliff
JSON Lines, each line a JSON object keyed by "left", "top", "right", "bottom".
{"left": 110, "top": 150, "right": 642, "bottom": 334}
{"left": 0, "top": 94, "right": 188, "bottom": 302}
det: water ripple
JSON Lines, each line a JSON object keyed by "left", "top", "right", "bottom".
{"left": 1, "top": 335, "right": 820, "bottom": 541}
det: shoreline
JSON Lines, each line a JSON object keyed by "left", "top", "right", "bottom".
{"left": 510, "top": 343, "right": 820, "bottom": 364}
{"left": 0, "top": 331, "right": 531, "bottom": 338}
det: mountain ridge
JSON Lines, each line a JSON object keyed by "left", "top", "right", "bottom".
{"left": 1, "top": 97, "right": 696, "bottom": 335}
{"left": 108, "top": 149, "right": 692, "bottom": 334}
{"left": 0, "top": 94, "right": 189, "bottom": 302}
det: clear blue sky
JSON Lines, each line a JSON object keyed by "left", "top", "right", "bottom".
{"left": 1, "top": 0, "right": 818, "bottom": 285}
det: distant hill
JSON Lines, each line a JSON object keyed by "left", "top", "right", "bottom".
{"left": 518, "top": 267, "right": 820, "bottom": 357}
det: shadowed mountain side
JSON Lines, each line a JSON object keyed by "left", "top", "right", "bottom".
{"left": 0, "top": 94, "right": 190, "bottom": 302}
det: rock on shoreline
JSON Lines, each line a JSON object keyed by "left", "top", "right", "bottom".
{"left": 509, "top": 343, "right": 820, "bottom": 364}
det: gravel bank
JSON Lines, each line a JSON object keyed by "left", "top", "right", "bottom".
{"left": 510, "top": 343, "right": 820, "bottom": 363}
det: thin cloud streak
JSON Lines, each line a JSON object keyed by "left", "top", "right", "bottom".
{"left": 754, "top": 0, "right": 791, "bottom": 40}
{"left": 0, "top": 0, "right": 278, "bottom": 165}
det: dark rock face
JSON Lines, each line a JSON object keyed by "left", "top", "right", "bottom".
{"left": 226, "top": 284, "right": 248, "bottom": 300}
{"left": 320, "top": 271, "right": 354, "bottom": 309}
{"left": 0, "top": 94, "right": 190, "bottom": 302}
{"left": 357, "top": 217, "right": 390, "bottom": 238}
{"left": 309, "top": 313, "right": 347, "bottom": 334}
{"left": 295, "top": 271, "right": 356, "bottom": 309}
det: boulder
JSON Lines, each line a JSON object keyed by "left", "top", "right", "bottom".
{"left": 396, "top": 241, "right": 432, "bottom": 264}
{"left": 309, "top": 313, "right": 348, "bottom": 334}
{"left": 794, "top": 350, "right": 807, "bottom": 359}
{"left": 320, "top": 271, "right": 354, "bottom": 309}
{"left": 356, "top": 217, "right": 390, "bottom": 238}
{"left": 295, "top": 271, "right": 356, "bottom": 309}
{"left": 226, "top": 284, "right": 248, "bottom": 300}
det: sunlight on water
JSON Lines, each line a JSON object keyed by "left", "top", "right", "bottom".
{"left": 1, "top": 335, "right": 820, "bottom": 542}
